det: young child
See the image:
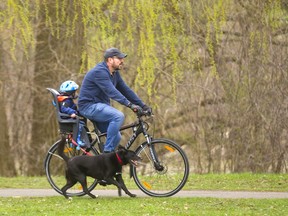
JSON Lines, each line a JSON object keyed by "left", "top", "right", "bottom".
{"left": 58, "top": 80, "right": 86, "bottom": 149}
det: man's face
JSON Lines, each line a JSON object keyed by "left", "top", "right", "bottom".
{"left": 111, "top": 56, "right": 124, "bottom": 70}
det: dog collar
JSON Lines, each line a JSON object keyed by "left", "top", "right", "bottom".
{"left": 116, "top": 153, "right": 123, "bottom": 165}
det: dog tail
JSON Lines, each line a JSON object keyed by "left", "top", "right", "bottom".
{"left": 57, "top": 135, "right": 69, "bottom": 163}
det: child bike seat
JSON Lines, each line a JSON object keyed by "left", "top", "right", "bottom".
{"left": 47, "top": 88, "right": 79, "bottom": 140}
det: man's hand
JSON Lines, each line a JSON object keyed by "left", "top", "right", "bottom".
{"left": 142, "top": 104, "right": 152, "bottom": 115}
{"left": 128, "top": 103, "right": 143, "bottom": 115}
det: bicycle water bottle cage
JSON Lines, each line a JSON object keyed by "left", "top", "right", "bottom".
{"left": 47, "top": 88, "right": 79, "bottom": 140}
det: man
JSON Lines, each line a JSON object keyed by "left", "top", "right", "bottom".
{"left": 78, "top": 47, "right": 152, "bottom": 153}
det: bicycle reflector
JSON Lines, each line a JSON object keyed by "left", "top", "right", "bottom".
{"left": 143, "top": 181, "right": 152, "bottom": 190}
{"left": 164, "top": 145, "right": 175, "bottom": 152}
{"left": 64, "top": 147, "right": 73, "bottom": 153}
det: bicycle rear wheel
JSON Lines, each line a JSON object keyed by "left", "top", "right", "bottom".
{"left": 44, "top": 139, "right": 99, "bottom": 197}
{"left": 132, "top": 138, "right": 189, "bottom": 197}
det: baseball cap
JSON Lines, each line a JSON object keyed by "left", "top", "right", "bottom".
{"left": 104, "top": 48, "right": 127, "bottom": 59}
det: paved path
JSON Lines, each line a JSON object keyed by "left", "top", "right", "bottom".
{"left": 0, "top": 189, "right": 287, "bottom": 199}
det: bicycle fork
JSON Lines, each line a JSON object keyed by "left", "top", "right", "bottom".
{"left": 142, "top": 132, "right": 164, "bottom": 172}
{"left": 130, "top": 123, "right": 164, "bottom": 177}
{"left": 148, "top": 141, "right": 165, "bottom": 172}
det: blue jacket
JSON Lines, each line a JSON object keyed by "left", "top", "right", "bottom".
{"left": 78, "top": 61, "right": 145, "bottom": 110}
{"left": 58, "top": 95, "right": 78, "bottom": 115}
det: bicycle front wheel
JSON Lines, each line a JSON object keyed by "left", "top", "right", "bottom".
{"left": 44, "top": 139, "right": 99, "bottom": 197}
{"left": 132, "top": 138, "right": 189, "bottom": 197}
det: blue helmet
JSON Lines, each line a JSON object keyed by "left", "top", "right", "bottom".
{"left": 59, "top": 80, "right": 79, "bottom": 94}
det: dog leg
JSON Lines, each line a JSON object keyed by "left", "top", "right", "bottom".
{"left": 78, "top": 176, "right": 97, "bottom": 199}
{"left": 104, "top": 178, "right": 122, "bottom": 197}
{"left": 115, "top": 174, "right": 136, "bottom": 197}
{"left": 61, "top": 178, "right": 77, "bottom": 199}
{"left": 118, "top": 186, "right": 122, "bottom": 197}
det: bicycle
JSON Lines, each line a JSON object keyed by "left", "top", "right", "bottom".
{"left": 44, "top": 88, "right": 189, "bottom": 197}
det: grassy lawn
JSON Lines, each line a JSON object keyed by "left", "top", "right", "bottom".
{"left": 0, "top": 196, "right": 287, "bottom": 216}
{"left": 0, "top": 173, "right": 287, "bottom": 191}
{"left": 0, "top": 174, "right": 287, "bottom": 215}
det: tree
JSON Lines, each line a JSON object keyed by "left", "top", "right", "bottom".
{"left": 0, "top": 0, "right": 288, "bottom": 175}
{"left": 0, "top": 1, "right": 36, "bottom": 175}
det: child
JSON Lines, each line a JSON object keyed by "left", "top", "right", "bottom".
{"left": 58, "top": 80, "right": 86, "bottom": 149}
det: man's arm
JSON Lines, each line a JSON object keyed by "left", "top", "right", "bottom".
{"left": 115, "top": 72, "right": 145, "bottom": 107}
{"left": 60, "top": 101, "right": 77, "bottom": 115}
{"left": 95, "top": 69, "right": 131, "bottom": 106}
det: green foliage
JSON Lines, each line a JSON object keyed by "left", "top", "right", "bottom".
{"left": 1, "top": 0, "right": 286, "bottom": 95}
{"left": 204, "top": 0, "right": 229, "bottom": 77}
{"left": 1, "top": 0, "right": 37, "bottom": 59}
{"left": 2, "top": 0, "right": 224, "bottom": 97}
{"left": 264, "top": 0, "right": 285, "bottom": 29}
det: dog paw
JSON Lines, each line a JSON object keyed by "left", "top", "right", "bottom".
{"left": 129, "top": 194, "right": 137, "bottom": 198}
{"left": 90, "top": 194, "right": 98, "bottom": 199}
{"left": 118, "top": 190, "right": 122, "bottom": 197}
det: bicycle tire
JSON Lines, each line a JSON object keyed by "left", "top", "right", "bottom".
{"left": 44, "top": 139, "right": 99, "bottom": 197}
{"left": 132, "top": 138, "right": 189, "bottom": 197}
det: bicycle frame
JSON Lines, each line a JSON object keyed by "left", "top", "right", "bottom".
{"left": 68, "top": 115, "right": 161, "bottom": 166}
{"left": 64, "top": 114, "right": 163, "bottom": 172}
{"left": 122, "top": 119, "right": 151, "bottom": 149}
{"left": 86, "top": 116, "right": 150, "bottom": 149}
{"left": 67, "top": 134, "right": 93, "bottom": 156}
{"left": 95, "top": 115, "right": 162, "bottom": 168}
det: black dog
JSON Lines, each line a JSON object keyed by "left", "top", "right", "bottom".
{"left": 57, "top": 137, "right": 141, "bottom": 199}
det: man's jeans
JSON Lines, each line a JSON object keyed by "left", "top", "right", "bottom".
{"left": 79, "top": 103, "right": 124, "bottom": 152}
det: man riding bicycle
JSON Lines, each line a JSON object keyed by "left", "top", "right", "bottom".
{"left": 78, "top": 48, "right": 152, "bottom": 153}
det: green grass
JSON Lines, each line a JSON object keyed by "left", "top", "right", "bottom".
{"left": 0, "top": 173, "right": 287, "bottom": 191}
{"left": 0, "top": 196, "right": 287, "bottom": 216}
{"left": 0, "top": 174, "right": 287, "bottom": 215}
{"left": 183, "top": 173, "right": 288, "bottom": 192}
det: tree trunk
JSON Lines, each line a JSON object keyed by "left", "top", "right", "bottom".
{"left": 0, "top": 31, "right": 35, "bottom": 175}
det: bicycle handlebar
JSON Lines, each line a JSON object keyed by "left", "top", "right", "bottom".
{"left": 136, "top": 110, "right": 153, "bottom": 118}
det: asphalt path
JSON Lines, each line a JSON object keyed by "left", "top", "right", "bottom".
{"left": 0, "top": 189, "right": 287, "bottom": 199}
